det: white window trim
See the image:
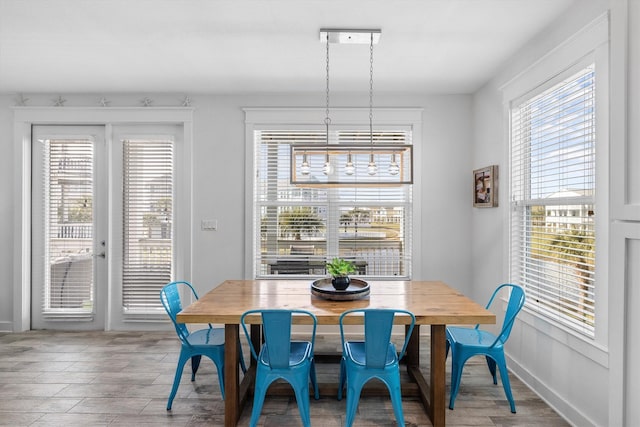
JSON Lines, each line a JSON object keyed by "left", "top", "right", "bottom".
{"left": 243, "top": 107, "right": 423, "bottom": 279}
{"left": 501, "top": 14, "right": 609, "bottom": 362}
{"left": 12, "top": 107, "right": 193, "bottom": 332}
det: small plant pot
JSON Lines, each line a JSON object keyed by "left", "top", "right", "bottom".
{"left": 331, "top": 276, "right": 351, "bottom": 291}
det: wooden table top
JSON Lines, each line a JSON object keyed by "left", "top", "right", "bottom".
{"left": 176, "top": 280, "right": 496, "bottom": 326}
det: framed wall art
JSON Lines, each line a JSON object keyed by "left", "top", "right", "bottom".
{"left": 473, "top": 165, "right": 498, "bottom": 208}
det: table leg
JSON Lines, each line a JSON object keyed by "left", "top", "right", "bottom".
{"left": 224, "top": 324, "right": 240, "bottom": 427}
{"left": 405, "top": 324, "right": 420, "bottom": 368}
{"left": 250, "top": 324, "right": 261, "bottom": 368}
{"left": 430, "top": 324, "right": 446, "bottom": 427}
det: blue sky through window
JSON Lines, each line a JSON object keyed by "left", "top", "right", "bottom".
{"left": 521, "top": 65, "right": 595, "bottom": 200}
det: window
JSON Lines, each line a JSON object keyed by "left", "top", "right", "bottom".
{"left": 252, "top": 123, "right": 414, "bottom": 279}
{"left": 122, "top": 138, "right": 174, "bottom": 312}
{"left": 40, "top": 137, "right": 95, "bottom": 317}
{"left": 510, "top": 63, "right": 596, "bottom": 337}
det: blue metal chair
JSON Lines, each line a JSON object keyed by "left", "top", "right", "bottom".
{"left": 446, "top": 283, "right": 526, "bottom": 413}
{"left": 337, "top": 308, "right": 416, "bottom": 427}
{"left": 240, "top": 309, "right": 320, "bottom": 427}
{"left": 160, "top": 281, "right": 247, "bottom": 410}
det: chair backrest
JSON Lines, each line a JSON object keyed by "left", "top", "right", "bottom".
{"left": 241, "top": 309, "right": 317, "bottom": 370}
{"left": 484, "top": 283, "right": 526, "bottom": 346}
{"left": 160, "top": 281, "right": 198, "bottom": 343}
{"left": 339, "top": 308, "right": 416, "bottom": 369}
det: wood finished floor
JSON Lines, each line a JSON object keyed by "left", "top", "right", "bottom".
{"left": 0, "top": 330, "right": 569, "bottom": 426}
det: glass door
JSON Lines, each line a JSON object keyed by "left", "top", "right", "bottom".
{"left": 31, "top": 124, "right": 179, "bottom": 330}
{"left": 31, "top": 125, "right": 107, "bottom": 329}
{"left": 108, "top": 125, "right": 177, "bottom": 329}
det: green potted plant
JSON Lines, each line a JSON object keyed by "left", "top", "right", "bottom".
{"left": 326, "top": 257, "right": 356, "bottom": 290}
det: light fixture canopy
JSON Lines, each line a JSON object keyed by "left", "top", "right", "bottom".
{"left": 319, "top": 29, "right": 381, "bottom": 44}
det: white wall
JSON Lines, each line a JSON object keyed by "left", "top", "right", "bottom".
{"left": 0, "top": 92, "right": 473, "bottom": 330}
{"left": 613, "top": 1, "right": 640, "bottom": 425}
{"left": 471, "top": 0, "right": 633, "bottom": 426}
{"left": 470, "top": 79, "right": 505, "bottom": 305}
{"left": 0, "top": 96, "right": 15, "bottom": 332}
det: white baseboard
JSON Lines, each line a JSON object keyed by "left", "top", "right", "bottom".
{"left": 0, "top": 321, "right": 14, "bottom": 333}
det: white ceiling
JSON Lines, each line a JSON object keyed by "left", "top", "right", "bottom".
{"left": 0, "top": 0, "right": 576, "bottom": 95}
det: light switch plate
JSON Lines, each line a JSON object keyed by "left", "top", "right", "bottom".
{"left": 201, "top": 219, "right": 218, "bottom": 231}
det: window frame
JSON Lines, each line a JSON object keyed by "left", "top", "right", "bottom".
{"left": 509, "top": 59, "right": 597, "bottom": 337}
{"left": 244, "top": 107, "right": 423, "bottom": 280}
{"left": 502, "top": 16, "right": 609, "bottom": 361}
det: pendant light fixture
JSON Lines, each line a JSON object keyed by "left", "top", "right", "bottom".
{"left": 290, "top": 29, "right": 413, "bottom": 187}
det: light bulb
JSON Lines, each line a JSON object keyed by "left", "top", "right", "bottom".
{"left": 345, "top": 161, "right": 355, "bottom": 175}
{"left": 367, "top": 161, "right": 378, "bottom": 176}
{"left": 367, "top": 153, "right": 377, "bottom": 175}
{"left": 345, "top": 153, "right": 355, "bottom": 175}
{"left": 300, "top": 154, "right": 310, "bottom": 175}
{"left": 323, "top": 161, "right": 332, "bottom": 175}
{"left": 389, "top": 154, "right": 399, "bottom": 176}
{"left": 322, "top": 153, "right": 332, "bottom": 175}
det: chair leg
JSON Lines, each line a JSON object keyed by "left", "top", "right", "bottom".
{"left": 249, "top": 375, "right": 272, "bottom": 427}
{"left": 486, "top": 355, "right": 497, "bottom": 385}
{"left": 344, "top": 381, "right": 363, "bottom": 427}
{"left": 209, "top": 357, "right": 226, "bottom": 401}
{"left": 387, "top": 379, "right": 406, "bottom": 427}
{"left": 495, "top": 353, "right": 516, "bottom": 413}
{"left": 448, "top": 353, "right": 467, "bottom": 410}
{"left": 249, "top": 393, "right": 266, "bottom": 427}
{"left": 291, "top": 374, "right": 313, "bottom": 427}
{"left": 167, "top": 351, "right": 190, "bottom": 410}
{"left": 310, "top": 359, "right": 319, "bottom": 400}
{"left": 190, "top": 355, "right": 202, "bottom": 381}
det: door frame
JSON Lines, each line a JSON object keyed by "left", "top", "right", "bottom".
{"left": 12, "top": 107, "right": 193, "bottom": 332}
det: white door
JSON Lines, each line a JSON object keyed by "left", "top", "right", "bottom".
{"left": 31, "top": 126, "right": 107, "bottom": 330}
{"left": 108, "top": 125, "right": 178, "bottom": 330}
{"left": 31, "top": 124, "right": 179, "bottom": 330}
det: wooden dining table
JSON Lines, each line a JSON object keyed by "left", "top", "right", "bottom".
{"left": 176, "top": 279, "right": 495, "bottom": 427}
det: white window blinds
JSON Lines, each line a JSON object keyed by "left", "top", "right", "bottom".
{"left": 43, "top": 139, "right": 95, "bottom": 317}
{"left": 254, "top": 128, "right": 412, "bottom": 278}
{"left": 122, "top": 138, "right": 174, "bottom": 312}
{"left": 510, "top": 64, "right": 596, "bottom": 337}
